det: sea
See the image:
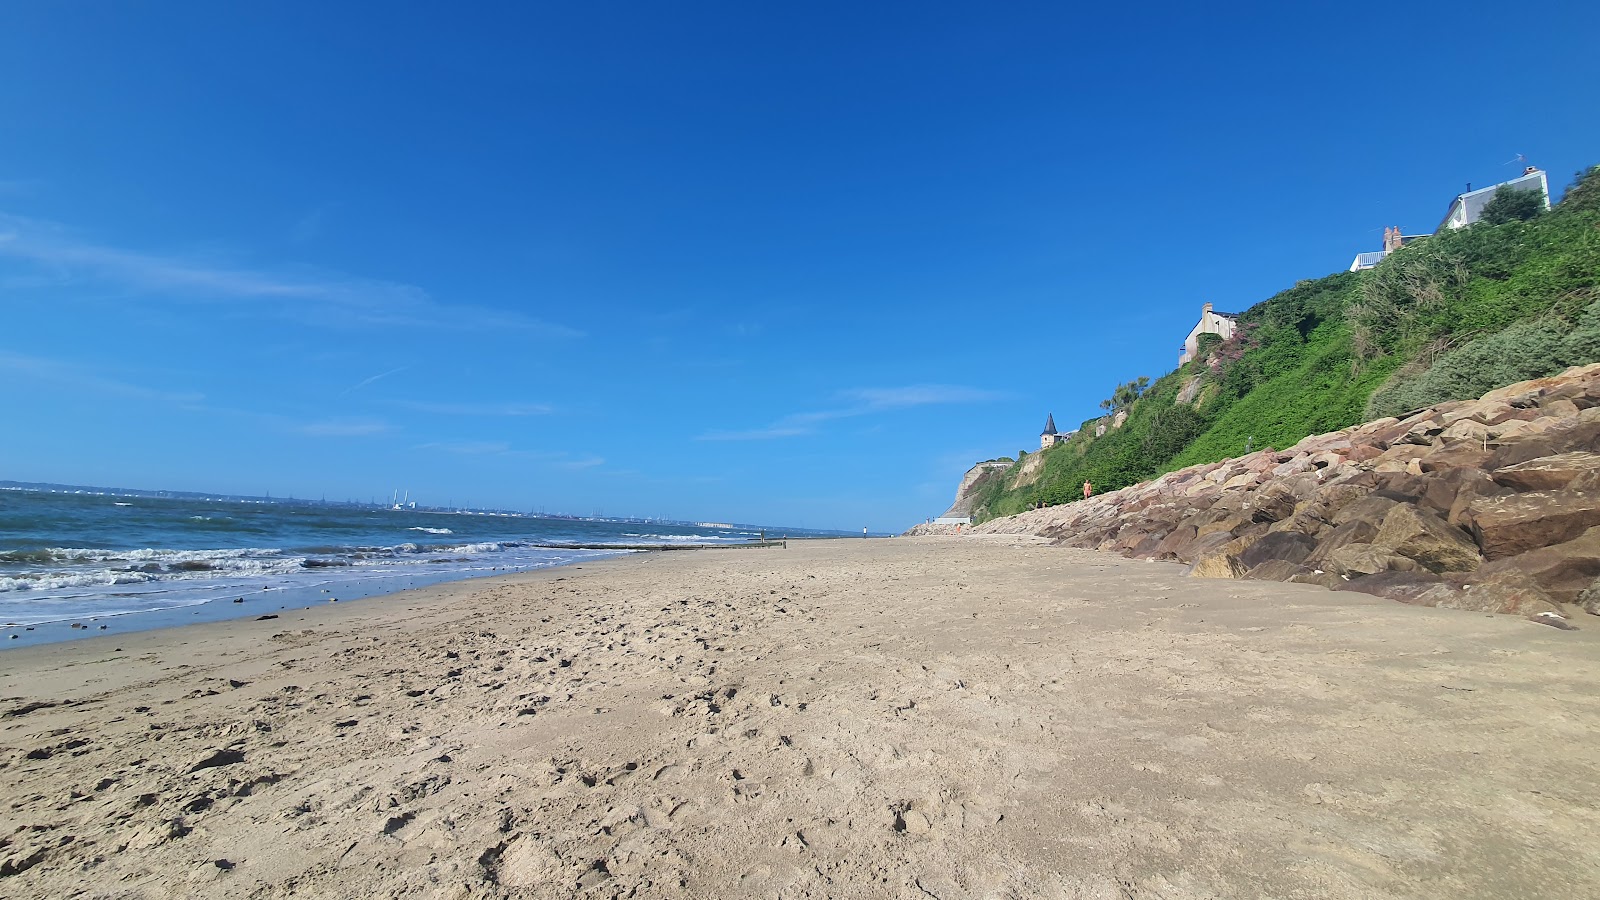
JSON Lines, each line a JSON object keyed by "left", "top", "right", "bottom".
{"left": 0, "top": 487, "right": 840, "bottom": 647}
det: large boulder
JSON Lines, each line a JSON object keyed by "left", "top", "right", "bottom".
{"left": 1373, "top": 505, "right": 1481, "bottom": 574}
{"left": 1150, "top": 524, "right": 1199, "bottom": 561}
{"left": 1244, "top": 559, "right": 1315, "bottom": 582}
{"left": 1492, "top": 452, "right": 1600, "bottom": 492}
{"left": 1475, "top": 526, "right": 1600, "bottom": 604}
{"left": 1236, "top": 531, "right": 1319, "bottom": 570}
{"left": 1325, "top": 544, "right": 1421, "bottom": 577}
{"left": 1464, "top": 491, "right": 1600, "bottom": 560}
{"left": 1331, "top": 494, "right": 1399, "bottom": 528}
{"left": 1337, "top": 571, "right": 1445, "bottom": 605}
{"left": 1444, "top": 570, "right": 1565, "bottom": 617}
{"left": 1304, "top": 519, "right": 1380, "bottom": 569}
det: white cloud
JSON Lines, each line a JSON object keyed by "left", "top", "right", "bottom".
{"left": 697, "top": 383, "right": 1003, "bottom": 441}
{"left": 415, "top": 440, "right": 514, "bottom": 455}
{"left": 342, "top": 366, "right": 410, "bottom": 396}
{"left": 0, "top": 211, "right": 583, "bottom": 337}
{"left": 296, "top": 419, "right": 392, "bottom": 437}
{"left": 400, "top": 400, "right": 554, "bottom": 417}
{"left": 0, "top": 350, "right": 206, "bottom": 406}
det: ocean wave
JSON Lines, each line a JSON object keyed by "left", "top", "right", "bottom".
{"left": 0, "top": 547, "right": 310, "bottom": 593}
{"left": 622, "top": 533, "right": 724, "bottom": 541}
{"left": 408, "top": 527, "right": 454, "bottom": 535}
{"left": 0, "top": 570, "right": 161, "bottom": 592}
{"left": 0, "top": 546, "right": 286, "bottom": 565}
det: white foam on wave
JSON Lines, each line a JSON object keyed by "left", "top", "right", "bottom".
{"left": 447, "top": 541, "right": 504, "bottom": 554}
{"left": 408, "top": 527, "right": 454, "bottom": 535}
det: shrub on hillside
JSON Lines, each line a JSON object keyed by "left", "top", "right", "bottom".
{"left": 1561, "top": 166, "right": 1600, "bottom": 213}
{"left": 1481, "top": 185, "right": 1546, "bottom": 225}
{"left": 1365, "top": 301, "right": 1600, "bottom": 417}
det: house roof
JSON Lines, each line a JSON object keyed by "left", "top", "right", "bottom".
{"left": 1438, "top": 169, "right": 1549, "bottom": 231}
{"left": 1042, "top": 413, "right": 1057, "bottom": 435}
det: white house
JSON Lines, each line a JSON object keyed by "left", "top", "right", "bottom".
{"left": 1438, "top": 167, "right": 1550, "bottom": 231}
{"left": 1178, "top": 302, "right": 1239, "bottom": 365}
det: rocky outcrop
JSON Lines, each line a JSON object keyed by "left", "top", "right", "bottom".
{"left": 940, "top": 462, "right": 1011, "bottom": 520}
{"left": 974, "top": 363, "right": 1600, "bottom": 627}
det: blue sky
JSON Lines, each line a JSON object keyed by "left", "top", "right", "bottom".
{"left": 2, "top": 2, "right": 1597, "bottom": 530}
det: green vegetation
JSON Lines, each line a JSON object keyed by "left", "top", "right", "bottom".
{"left": 1481, "top": 185, "right": 1546, "bottom": 225}
{"left": 968, "top": 164, "right": 1600, "bottom": 523}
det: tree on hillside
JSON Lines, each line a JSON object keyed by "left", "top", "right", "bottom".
{"left": 1481, "top": 185, "right": 1545, "bottom": 225}
{"left": 1099, "top": 376, "right": 1150, "bottom": 412}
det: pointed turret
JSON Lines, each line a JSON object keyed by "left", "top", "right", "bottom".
{"left": 1042, "top": 413, "right": 1057, "bottom": 436}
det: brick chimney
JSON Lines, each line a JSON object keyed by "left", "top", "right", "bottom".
{"left": 1383, "top": 226, "right": 1403, "bottom": 253}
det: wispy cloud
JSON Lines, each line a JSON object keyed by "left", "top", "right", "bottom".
{"left": 699, "top": 383, "right": 1003, "bottom": 441}
{"left": 559, "top": 455, "right": 605, "bottom": 470}
{"left": 0, "top": 350, "right": 205, "bottom": 406}
{"left": 296, "top": 419, "right": 392, "bottom": 437}
{"left": 399, "top": 400, "right": 554, "bottom": 417}
{"left": 416, "top": 440, "right": 514, "bottom": 455}
{"left": 288, "top": 203, "right": 338, "bottom": 244}
{"left": 341, "top": 366, "right": 410, "bottom": 396}
{"left": 0, "top": 211, "right": 583, "bottom": 337}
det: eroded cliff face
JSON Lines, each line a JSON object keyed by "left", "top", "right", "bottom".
{"left": 974, "top": 364, "right": 1600, "bottom": 628}
{"left": 942, "top": 464, "right": 1000, "bottom": 519}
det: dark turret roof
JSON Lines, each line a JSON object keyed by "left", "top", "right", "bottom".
{"left": 1042, "top": 413, "right": 1057, "bottom": 435}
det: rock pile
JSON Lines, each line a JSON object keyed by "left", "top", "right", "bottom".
{"left": 974, "top": 364, "right": 1600, "bottom": 627}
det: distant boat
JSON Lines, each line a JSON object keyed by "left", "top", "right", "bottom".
{"left": 390, "top": 489, "right": 415, "bottom": 511}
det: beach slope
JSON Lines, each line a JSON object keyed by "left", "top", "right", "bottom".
{"left": 3, "top": 537, "right": 1598, "bottom": 898}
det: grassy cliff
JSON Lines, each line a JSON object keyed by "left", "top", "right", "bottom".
{"left": 970, "top": 164, "right": 1600, "bottom": 523}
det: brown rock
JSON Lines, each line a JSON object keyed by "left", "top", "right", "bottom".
{"left": 1475, "top": 526, "right": 1600, "bottom": 604}
{"left": 1244, "top": 559, "right": 1314, "bottom": 582}
{"left": 1489, "top": 436, "right": 1562, "bottom": 469}
{"left": 1288, "top": 570, "right": 1345, "bottom": 589}
{"left": 1268, "top": 509, "right": 1333, "bottom": 537}
{"left": 1325, "top": 543, "right": 1421, "bottom": 577}
{"left": 1465, "top": 490, "right": 1600, "bottom": 560}
{"left": 1373, "top": 505, "right": 1481, "bottom": 574}
{"left": 1439, "top": 419, "right": 1490, "bottom": 443}
{"left": 1248, "top": 477, "right": 1318, "bottom": 524}
{"left": 1151, "top": 525, "right": 1198, "bottom": 561}
{"left": 1236, "top": 531, "right": 1319, "bottom": 570}
{"left": 1418, "top": 445, "right": 1494, "bottom": 474}
{"left": 1492, "top": 452, "right": 1600, "bottom": 492}
{"left": 1305, "top": 519, "right": 1380, "bottom": 568}
{"left": 1447, "top": 471, "right": 1513, "bottom": 528}
{"left": 1445, "top": 570, "right": 1564, "bottom": 617}
{"left": 1336, "top": 570, "right": 1445, "bottom": 605}
{"left": 1331, "top": 495, "right": 1398, "bottom": 528}
{"left": 1577, "top": 577, "right": 1600, "bottom": 615}
{"left": 1188, "top": 550, "right": 1248, "bottom": 579}
{"left": 1541, "top": 398, "right": 1581, "bottom": 418}
{"left": 1199, "top": 514, "right": 1256, "bottom": 539}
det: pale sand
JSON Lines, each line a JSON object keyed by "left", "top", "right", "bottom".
{"left": 3, "top": 536, "right": 1599, "bottom": 899}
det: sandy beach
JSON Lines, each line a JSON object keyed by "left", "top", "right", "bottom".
{"left": 3, "top": 536, "right": 1599, "bottom": 899}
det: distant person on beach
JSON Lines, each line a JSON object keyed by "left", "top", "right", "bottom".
{"left": 1083, "top": 480, "right": 1093, "bottom": 500}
